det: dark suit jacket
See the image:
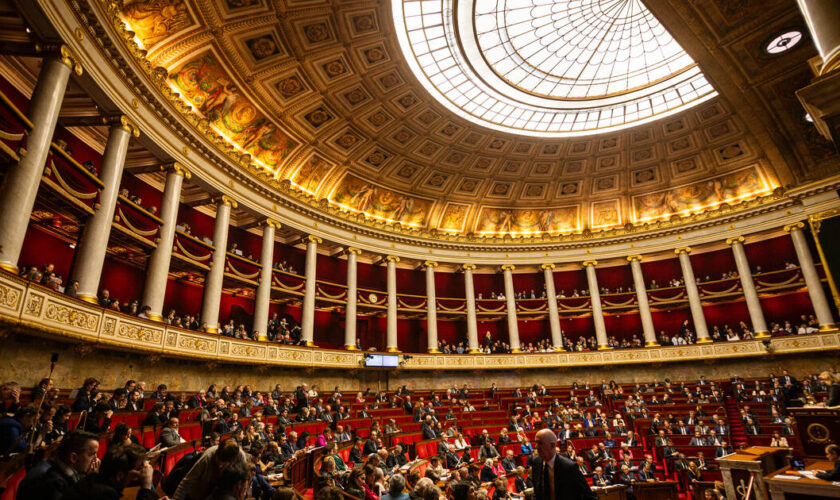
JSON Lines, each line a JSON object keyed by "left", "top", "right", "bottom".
{"left": 816, "top": 459, "right": 840, "bottom": 481}
{"left": 532, "top": 455, "right": 596, "bottom": 500}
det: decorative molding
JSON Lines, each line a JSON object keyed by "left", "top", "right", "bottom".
{"left": 674, "top": 247, "right": 692, "bottom": 255}
{"left": 726, "top": 236, "right": 745, "bottom": 246}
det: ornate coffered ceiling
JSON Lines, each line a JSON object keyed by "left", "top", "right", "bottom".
{"left": 22, "top": 0, "right": 840, "bottom": 241}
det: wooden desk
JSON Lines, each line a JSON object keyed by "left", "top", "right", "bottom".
{"left": 592, "top": 485, "right": 627, "bottom": 500}
{"left": 764, "top": 460, "right": 840, "bottom": 500}
{"left": 633, "top": 480, "right": 679, "bottom": 500}
{"left": 717, "top": 447, "right": 789, "bottom": 500}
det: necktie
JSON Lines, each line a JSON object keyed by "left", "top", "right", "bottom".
{"left": 543, "top": 461, "right": 551, "bottom": 500}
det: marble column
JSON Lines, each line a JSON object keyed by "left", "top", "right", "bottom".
{"left": 727, "top": 236, "right": 769, "bottom": 337}
{"left": 385, "top": 255, "right": 400, "bottom": 352}
{"left": 675, "top": 247, "right": 711, "bottom": 342}
{"left": 501, "top": 264, "right": 522, "bottom": 352}
{"left": 253, "top": 219, "right": 280, "bottom": 341}
{"left": 463, "top": 264, "right": 480, "bottom": 353}
{"left": 300, "top": 235, "right": 321, "bottom": 346}
{"left": 425, "top": 261, "right": 440, "bottom": 353}
{"left": 786, "top": 222, "right": 836, "bottom": 329}
{"left": 141, "top": 163, "right": 190, "bottom": 320}
{"left": 72, "top": 117, "right": 139, "bottom": 302}
{"left": 0, "top": 47, "right": 81, "bottom": 273}
{"left": 795, "top": 0, "right": 840, "bottom": 74}
{"left": 344, "top": 247, "right": 361, "bottom": 350}
{"left": 627, "top": 256, "right": 658, "bottom": 346}
{"left": 541, "top": 263, "right": 564, "bottom": 351}
{"left": 200, "top": 196, "right": 236, "bottom": 333}
{"left": 583, "top": 261, "right": 610, "bottom": 350}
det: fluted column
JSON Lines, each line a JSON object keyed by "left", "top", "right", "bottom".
{"left": 727, "top": 236, "right": 769, "bottom": 337}
{"left": 385, "top": 255, "right": 400, "bottom": 352}
{"left": 583, "top": 261, "right": 610, "bottom": 350}
{"left": 253, "top": 219, "right": 281, "bottom": 341}
{"left": 344, "top": 247, "right": 361, "bottom": 350}
{"left": 141, "top": 163, "right": 189, "bottom": 320}
{"left": 675, "top": 247, "right": 711, "bottom": 342}
{"left": 541, "top": 264, "right": 564, "bottom": 351}
{"left": 0, "top": 47, "right": 81, "bottom": 273}
{"left": 72, "top": 117, "right": 139, "bottom": 302}
{"left": 627, "top": 256, "right": 657, "bottom": 346}
{"left": 300, "top": 235, "right": 321, "bottom": 346}
{"left": 796, "top": 0, "right": 840, "bottom": 75}
{"left": 501, "top": 264, "right": 521, "bottom": 352}
{"left": 425, "top": 261, "right": 440, "bottom": 353}
{"left": 786, "top": 222, "right": 836, "bottom": 329}
{"left": 463, "top": 264, "right": 480, "bottom": 353}
{"left": 201, "top": 196, "right": 236, "bottom": 333}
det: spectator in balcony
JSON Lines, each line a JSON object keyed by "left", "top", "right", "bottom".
{"left": 98, "top": 289, "right": 113, "bottom": 308}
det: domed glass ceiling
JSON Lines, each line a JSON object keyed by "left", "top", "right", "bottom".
{"left": 392, "top": 0, "right": 717, "bottom": 136}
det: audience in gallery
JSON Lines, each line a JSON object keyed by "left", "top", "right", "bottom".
{"left": 2, "top": 366, "right": 839, "bottom": 500}
{"left": 12, "top": 258, "right": 820, "bottom": 353}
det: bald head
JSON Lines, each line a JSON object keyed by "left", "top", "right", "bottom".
{"left": 535, "top": 428, "right": 557, "bottom": 462}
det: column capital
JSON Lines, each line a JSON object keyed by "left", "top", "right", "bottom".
{"left": 462, "top": 263, "right": 476, "bottom": 271}
{"left": 582, "top": 260, "right": 598, "bottom": 268}
{"left": 37, "top": 44, "right": 83, "bottom": 75}
{"left": 260, "top": 218, "right": 282, "bottom": 230}
{"left": 213, "top": 194, "right": 238, "bottom": 209}
{"left": 626, "top": 255, "right": 643, "bottom": 262}
{"left": 725, "top": 236, "right": 745, "bottom": 246}
{"left": 306, "top": 235, "right": 322, "bottom": 244}
{"left": 161, "top": 162, "right": 191, "bottom": 180}
{"left": 540, "top": 263, "right": 556, "bottom": 270}
{"left": 424, "top": 260, "right": 438, "bottom": 268}
{"left": 501, "top": 264, "right": 515, "bottom": 271}
{"left": 674, "top": 247, "right": 692, "bottom": 255}
{"left": 104, "top": 115, "right": 140, "bottom": 137}
{"left": 385, "top": 255, "right": 400, "bottom": 263}
{"left": 784, "top": 221, "right": 805, "bottom": 232}
{"left": 346, "top": 247, "right": 362, "bottom": 255}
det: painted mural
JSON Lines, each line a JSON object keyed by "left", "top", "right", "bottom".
{"left": 120, "top": 0, "right": 193, "bottom": 48}
{"left": 591, "top": 200, "right": 621, "bottom": 229}
{"left": 330, "top": 174, "right": 431, "bottom": 226}
{"left": 169, "top": 53, "right": 297, "bottom": 170}
{"left": 438, "top": 203, "right": 468, "bottom": 233}
{"left": 633, "top": 166, "right": 770, "bottom": 222}
{"left": 291, "top": 155, "right": 333, "bottom": 194}
{"left": 475, "top": 207, "right": 579, "bottom": 235}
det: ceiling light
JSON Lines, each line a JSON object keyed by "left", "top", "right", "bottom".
{"left": 765, "top": 30, "right": 803, "bottom": 55}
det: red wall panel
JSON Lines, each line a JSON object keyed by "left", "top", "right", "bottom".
{"left": 745, "top": 236, "right": 797, "bottom": 271}
{"left": 641, "top": 258, "right": 682, "bottom": 288}
{"left": 98, "top": 258, "right": 145, "bottom": 303}
{"left": 553, "top": 268, "right": 587, "bottom": 296}
{"left": 596, "top": 264, "right": 633, "bottom": 290}
{"left": 19, "top": 227, "right": 75, "bottom": 280}
{"left": 690, "top": 248, "right": 736, "bottom": 282}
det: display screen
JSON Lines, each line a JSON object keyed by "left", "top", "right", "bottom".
{"left": 364, "top": 354, "right": 399, "bottom": 367}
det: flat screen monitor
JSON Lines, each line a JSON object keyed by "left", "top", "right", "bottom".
{"left": 364, "top": 354, "right": 399, "bottom": 367}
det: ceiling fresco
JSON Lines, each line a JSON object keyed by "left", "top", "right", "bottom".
{"left": 111, "top": 0, "right": 834, "bottom": 239}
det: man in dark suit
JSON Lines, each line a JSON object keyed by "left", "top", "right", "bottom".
{"left": 531, "top": 428, "right": 595, "bottom": 500}
{"left": 814, "top": 444, "right": 840, "bottom": 481}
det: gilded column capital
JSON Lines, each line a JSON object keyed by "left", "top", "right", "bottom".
{"left": 626, "top": 255, "right": 643, "bottom": 262}
{"left": 346, "top": 247, "right": 362, "bottom": 255}
{"left": 36, "top": 44, "right": 83, "bottom": 75}
{"left": 500, "top": 264, "right": 515, "bottom": 272}
{"left": 306, "top": 235, "right": 322, "bottom": 244}
{"left": 784, "top": 221, "right": 805, "bottom": 232}
{"left": 582, "top": 260, "right": 598, "bottom": 268}
{"left": 674, "top": 247, "right": 692, "bottom": 255}
{"left": 260, "top": 218, "right": 282, "bottom": 230}
{"left": 214, "top": 194, "right": 238, "bottom": 209}
{"left": 540, "top": 263, "right": 556, "bottom": 270}
{"left": 161, "top": 162, "right": 191, "bottom": 180}
{"left": 385, "top": 255, "right": 400, "bottom": 263}
{"left": 104, "top": 115, "right": 140, "bottom": 137}
{"left": 726, "top": 236, "right": 745, "bottom": 246}
{"left": 424, "top": 261, "right": 438, "bottom": 268}
{"left": 462, "top": 263, "right": 476, "bottom": 271}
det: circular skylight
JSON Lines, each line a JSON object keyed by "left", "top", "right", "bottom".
{"left": 765, "top": 30, "right": 803, "bottom": 55}
{"left": 392, "top": 0, "right": 717, "bottom": 137}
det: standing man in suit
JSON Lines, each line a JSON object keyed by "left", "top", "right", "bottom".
{"left": 532, "top": 428, "right": 595, "bottom": 500}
